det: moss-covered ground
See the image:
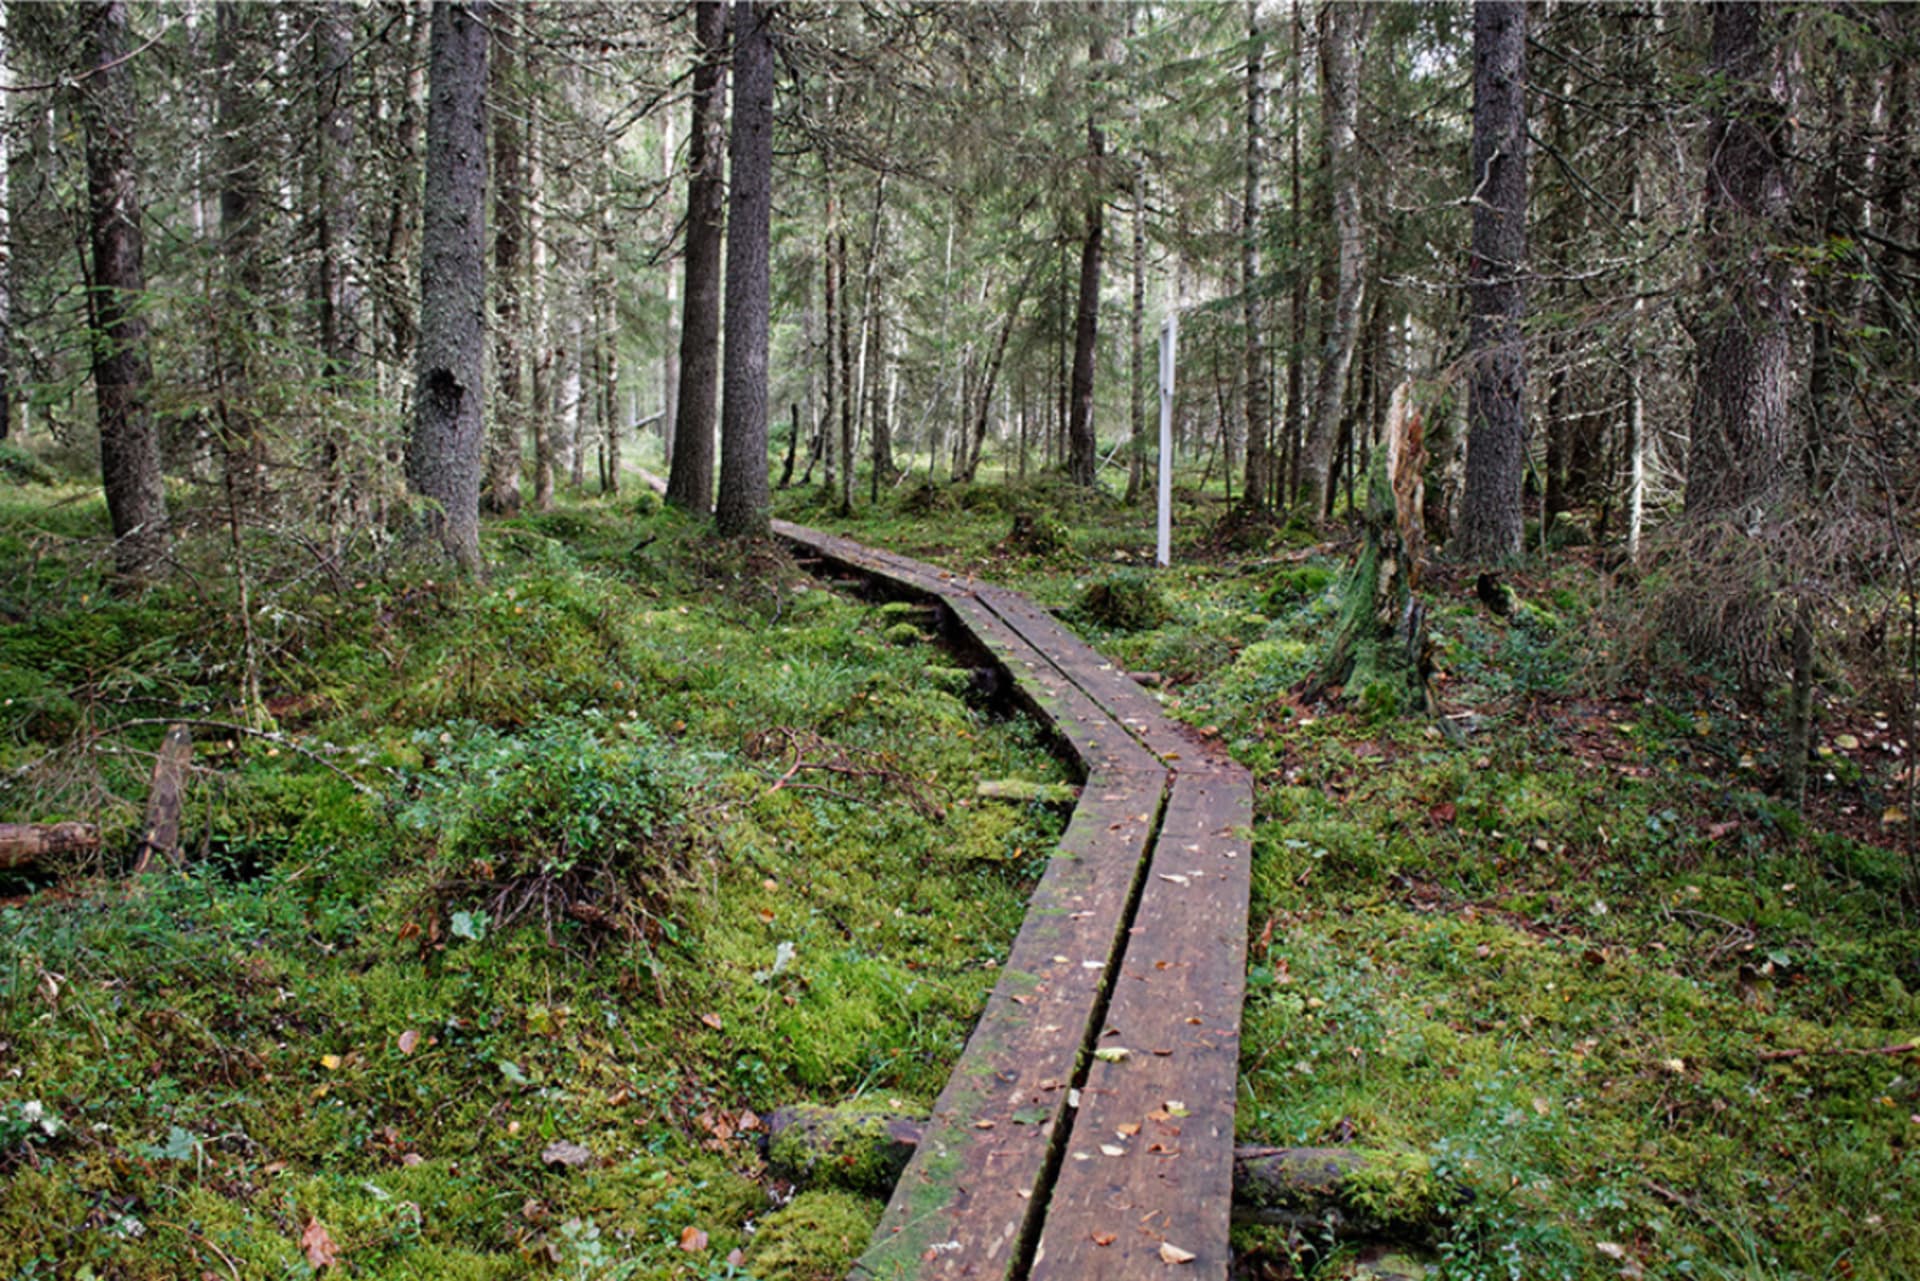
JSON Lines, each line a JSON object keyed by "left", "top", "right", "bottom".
{"left": 0, "top": 478, "right": 1068, "bottom": 1278}
{"left": 6, "top": 449, "right": 1916, "bottom": 1279}
{"left": 773, "top": 465, "right": 1920, "bottom": 1281}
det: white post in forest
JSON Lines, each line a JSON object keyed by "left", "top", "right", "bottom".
{"left": 1156, "top": 310, "right": 1177, "bottom": 567}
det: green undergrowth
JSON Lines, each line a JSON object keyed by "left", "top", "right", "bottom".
{"left": 0, "top": 484, "right": 1067, "bottom": 1277}
{"left": 772, "top": 472, "right": 1920, "bottom": 1279}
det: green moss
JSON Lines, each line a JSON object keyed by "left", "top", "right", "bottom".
{"left": 745, "top": 1190, "right": 884, "bottom": 1281}
{"left": 1074, "top": 570, "right": 1170, "bottom": 632}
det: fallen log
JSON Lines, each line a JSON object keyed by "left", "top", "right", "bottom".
{"left": 762, "top": 1106, "right": 1448, "bottom": 1240}
{"left": 0, "top": 822, "right": 101, "bottom": 869}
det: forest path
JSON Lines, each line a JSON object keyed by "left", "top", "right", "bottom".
{"left": 767, "top": 519, "right": 1255, "bottom": 1281}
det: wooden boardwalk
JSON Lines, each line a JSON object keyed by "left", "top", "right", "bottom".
{"left": 773, "top": 520, "right": 1255, "bottom": 1280}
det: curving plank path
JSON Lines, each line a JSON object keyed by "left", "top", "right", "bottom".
{"left": 771, "top": 520, "right": 1254, "bottom": 1280}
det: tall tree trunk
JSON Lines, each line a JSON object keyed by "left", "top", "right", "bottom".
{"left": 1296, "top": 1, "right": 1366, "bottom": 519}
{"left": 715, "top": 0, "right": 775, "bottom": 538}
{"left": 407, "top": 1, "right": 487, "bottom": 574}
{"left": 822, "top": 184, "right": 841, "bottom": 495}
{"left": 82, "top": 0, "right": 169, "bottom": 582}
{"left": 1281, "top": 0, "right": 1307, "bottom": 505}
{"left": 526, "top": 41, "right": 554, "bottom": 512}
{"left": 1454, "top": 0, "right": 1529, "bottom": 563}
{"left": 1067, "top": 116, "right": 1105, "bottom": 489}
{"left": 315, "top": 0, "right": 360, "bottom": 530}
{"left": 961, "top": 270, "right": 1031, "bottom": 484}
{"left": 483, "top": 19, "right": 524, "bottom": 515}
{"left": 0, "top": 0, "right": 11, "bottom": 443}
{"left": 216, "top": 1, "right": 268, "bottom": 511}
{"left": 836, "top": 225, "right": 853, "bottom": 513}
{"left": 666, "top": 0, "right": 727, "bottom": 513}
{"left": 1240, "top": 0, "right": 1273, "bottom": 511}
{"left": 1124, "top": 7, "right": 1146, "bottom": 504}
{"left": 870, "top": 301, "right": 894, "bottom": 487}
{"left": 1685, "top": 1, "right": 1795, "bottom": 521}
{"left": 597, "top": 154, "right": 620, "bottom": 496}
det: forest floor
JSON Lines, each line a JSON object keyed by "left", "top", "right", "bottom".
{"left": 1, "top": 454, "right": 1917, "bottom": 1280}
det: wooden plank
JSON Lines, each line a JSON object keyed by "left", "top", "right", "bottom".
{"left": 974, "top": 586, "right": 1200, "bottom": 766}
{"left": 1028, "top": 766, "right": 1254, "bottom": 1280}
{"left": 855, "top": 770, "right": 1167, "bottom": 1281}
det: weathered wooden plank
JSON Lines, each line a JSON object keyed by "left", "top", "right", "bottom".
{"left": 974, "top": 586, "right": 1201, "bottom": 766}
{"left": 855, "top": 770, "right": 1167, "bottom": 1280}
{"left": 1029, "top": 767, "right": 1254, "bottom": 1280}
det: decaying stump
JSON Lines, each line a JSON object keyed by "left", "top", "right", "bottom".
{"left": 0, "top": 823, "right": 101, "bottom": 869}
{"left": 762, "top": 1104, "right": 1449, "bottom": 1241}
{"left": 133, "top": 724, "right": 193, "bottom": 873}
{"left": 1310, "top": 382, "right": 1433, "bottom": 716}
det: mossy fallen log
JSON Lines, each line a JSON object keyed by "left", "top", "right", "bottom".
{"left": 974, "top": 778, "right": 1082, "bottom": 807}
{"left": 762, "top": 1105, "right": 1448, "bottom": 1240}
{"left": 0, "top": 822, "right": 101, "bottom": 869}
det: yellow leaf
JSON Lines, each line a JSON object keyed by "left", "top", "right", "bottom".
{"left": 320, "top": 1054, "right": 342, "bottom": 1071}
{"left": 1884, "top": 807, "right": 1909, "bottom": 827}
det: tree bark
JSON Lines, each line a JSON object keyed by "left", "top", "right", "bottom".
{"left": 483, "top": 17, "right": 525, "bottom": 516}
{"left": 407, "top": 1, "right": 488, "bottom": 574}
{"left": 1240, "top": 0, "right": 1273, "bottom": 511}
{"left": 133, "top": 724, "right": 192, "bottom": 873}
{"left": 1685, "top": 1, "right": 1795, "bottom": 522}
{"left": 666, "top": 0, "right": 728, "bottom": 514}
{"left": 715, "top": 0, "right": 775, "bottom": 538}
{"left": 1067, "top": 111, "right": 1105, "bottom": 489}
{"left": 82, "top": 0, "right": 170, "bottom": 583}
{"left": 0, "top": 0, "right": 12, "bottom": 442}
{"left": 1296, "top": 1, "right": 1366, "bottom": 520}
{"left": 215, "top": 1, "right": 269, "bottom": 512}
{"left": 1454, "top": 0, "right": 1529, "bottom": 563}
{"left": 315, "top": 0, "right": 361, "bottom": 529}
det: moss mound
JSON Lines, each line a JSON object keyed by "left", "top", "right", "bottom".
{"left": 745, "top": 1190, "right": 883, "bottom": 1281}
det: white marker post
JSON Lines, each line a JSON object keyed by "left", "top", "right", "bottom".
{"left": 1156, "top": 311, "right": 1177, "bottom": 568}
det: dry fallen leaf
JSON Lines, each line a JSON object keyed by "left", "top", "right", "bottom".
{"left": 1159, "top": 1242, "right": 1196, "bottom": 1264}
{"left": 319, "top": 1053, "right": 342, "bottom": 1071}
{"left": 1092, "top": 1232, "right": 1117, "bottom": 1247}
{"left": 699, "top": 1012, "right": 724, "bottom": 1031}
{"left": 1100, "top": 1143, "right": 1127, "bottom": 1157}
{"left": 1117, "top": 1123, "right": 1141, "bottom": 1137}
{"left": 679, "top": 1226, "right": 709, "bottom": 1252}
{"left": 397, "top": 1029, "right": 419, "bottom": 1056}
{"left": 301, "top": 1219, "right": 338, "bottom": 1270}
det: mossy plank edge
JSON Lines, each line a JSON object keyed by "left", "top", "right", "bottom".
{"left": 1029, "top": 769, "right": 1255, "bottom": 1279}
{"left": 853, "top": 770, "right": 1168, "bottom": 1280}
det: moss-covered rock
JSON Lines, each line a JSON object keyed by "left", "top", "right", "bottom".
{"left": 745, "top": 1189, "right": 884, "bottom": 1281}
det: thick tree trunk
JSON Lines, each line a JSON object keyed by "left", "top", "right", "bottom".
{"left": 666, "top": 0, "right": 727, "bottom": 514}
{"left": 82, "top": 0, "right": 170, "bottom": 582}
{"left": 483, "top": 20, "right": 525, "bottom": 516}
{"left": 714, "top": 0, "right": 775, "bottom": 538}
{"left": 1066, "top": 115, "right": 1104, "bottom": 489}
{"left": 1281, "top": 0, "right": 1307, "bottom": 505}
{"left": 1296, "top": 1, "right": 1366, "bottom": 520}
{"left": 1240, "top": 1, "right": 1273, "bottom": 511}
{"left": 1454, "top": 0, "right": 1529, "bottom": 563}
{"left": 1685, "top": 1, "right": 1795, "bottom": 521}
{"left": 869, "top": 303, "right": 894, "bottom": 485}
{"left": 406, "top": 1, "right": 488, "bottom": 574}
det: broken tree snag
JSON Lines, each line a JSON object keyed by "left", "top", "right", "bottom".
{"left": 0, "top": 823, "right": 102, "bottom": 870}
{"left": 1311, "top": 382, "right": 1433, "bottom": 716}
{"left": 134, "top": 723, "right": 193, "bottom": 873}
{"left": 764, "top": 1104, "right": 926, "bottom": 1198}
{"left": 1232, "top": 1146, "right": 1445, "bottom": 1239}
